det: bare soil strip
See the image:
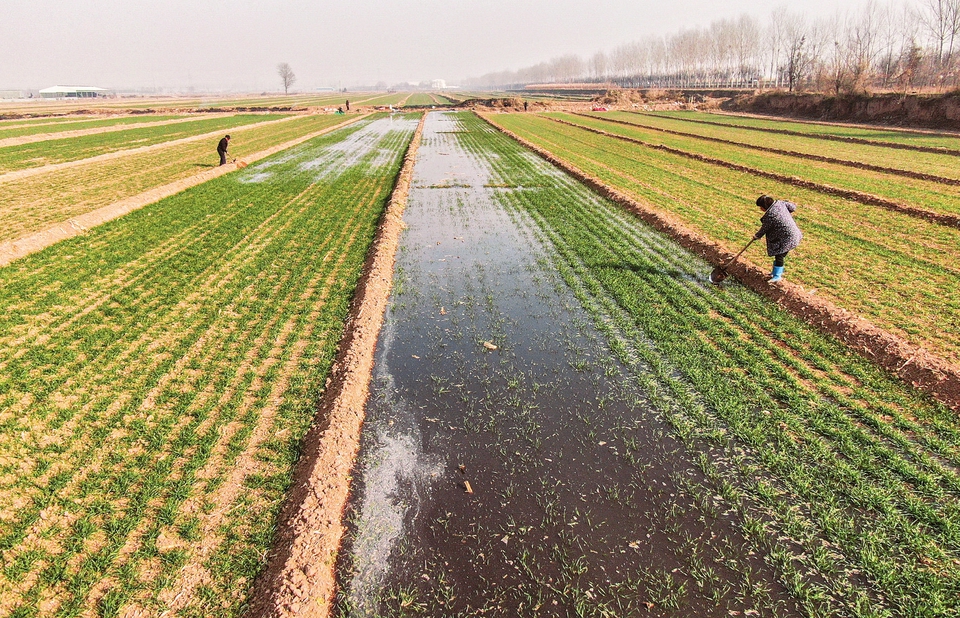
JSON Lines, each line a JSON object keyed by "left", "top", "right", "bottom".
{"left": 0, "top": 114, "right": 369, "bottom": 268}
{"left": 0, "top": 115, "right": 302, "bottom": 185}
{"left": 0, "top": 113, "right": 238, "bottom": 148}
{"left": 480, "top": 112, "right": 960, "bottom": 412}
{"left": 550, "top": 115, "right": 960, "bottom": 229}
{"left": 244, "top": 114, "right": 425, "bottom": 618}
{"left": 639, "top": 111, "right": 960, "bottom": 157}
{"left": 711, "top": 108, "right": 960, "bottom": 137}
{"left": 577, "top": 112, "right": 960, "bottom": 187}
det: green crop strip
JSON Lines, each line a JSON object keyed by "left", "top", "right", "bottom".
{"left": 0, "top": 114, "right": 292, "bottom": 173}
{"left": 452, "top": 112, "right": 960, "bottom": 616}
{"left": 401, "top": 93, "right": 436, "bottom": 107}
{"left": 604, "top": 112, "right": 960, "bottom": 183}
{"left": 650, "top": 111, "right": 960, "bottom": 152}
{"left": 553, "top": 112, "right": 960, "bottom": 219}
{"left": 0, "top": 114, "right": 360, "bottom": 244}
{"left": 488, "top": 113, "right": 960, "bottom": 366}
{"left": 0, "top": 114, "right": 420, "bottom": 616}
{"left": 0, "top": 116, "right": 188, "bottom": 141}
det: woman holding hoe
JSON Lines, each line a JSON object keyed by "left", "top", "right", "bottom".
{"left": 753, "top": 194, "right": 802, "bottom": 283}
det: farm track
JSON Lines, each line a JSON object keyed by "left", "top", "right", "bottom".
{"left": 0, "top": 114, "right": 370, "bottom": 267}
{"left": 579, "top": 112, "right": 960, "bottom": 187}
{"left": 0, "top": 113, "right": 360, "bottom": 246}
{"left": 0, "top": 114, "right": 420, "bottom": 616}
{"left": 480, "top": 112, "right": 960, "bottom": 412}
{"left": 640, "top": 111, "right": 960, "bottom": 156}
{"left": 245, "top": 114, "right": 425, "bottom": 618}
{"left": 0, "top": 114, "right": 299, "bottom": 183}
{"left": 0, "top": 113, "right": 239, "bottom": 148}
{"left": 550, "top": 115, "right": 960, "bottom": 228}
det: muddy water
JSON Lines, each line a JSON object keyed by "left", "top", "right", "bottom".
{"left": 335, "top": 113, "right": 799, "bottom": 617}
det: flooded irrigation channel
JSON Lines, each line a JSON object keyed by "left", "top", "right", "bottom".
{"left": 334, "top": 113, "right": 801, "bottom": 617}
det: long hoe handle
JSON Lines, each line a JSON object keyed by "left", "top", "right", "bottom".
{"left": 722, "top": 238, "right": 755, "bottom": 268}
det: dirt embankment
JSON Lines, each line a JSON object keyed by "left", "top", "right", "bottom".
{"left": 479, "top": 112, "right": 960, "bottom": 413}
{"left": 585, "top": 112, "right": 960, "bottom": 188}
{"left": 244, "top": 114, "right": 426, "bottom": 618}
{"left": 549, "top": 115, "right": 960, "bottom": 229}
{"left": 724, "top": 91, "right": 960, "bottom": 131}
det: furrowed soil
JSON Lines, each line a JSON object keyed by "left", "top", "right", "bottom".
{"left": 0, "top": 114, "right": 420, "bottom": 617}
{"left": 333, "top": 112, "right": 960, "bottom": 617}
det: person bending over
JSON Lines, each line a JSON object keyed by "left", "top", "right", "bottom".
{"left": 753, "top": 194, "right": 803, "bottom": 283}
{"left": 217, "top": 134, "right": 231, "bottom": 166}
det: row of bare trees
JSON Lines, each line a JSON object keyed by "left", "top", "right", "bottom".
{"left": 466, "top": 0, "right": 960, "bottom": 94}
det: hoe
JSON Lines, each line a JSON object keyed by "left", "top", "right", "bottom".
{"left": 709, "top": 238, "right": 754, "bottom": 284}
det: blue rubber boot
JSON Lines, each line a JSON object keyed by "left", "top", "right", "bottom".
{"left": 770, "top": 265, "right": 785, "bottom": 282}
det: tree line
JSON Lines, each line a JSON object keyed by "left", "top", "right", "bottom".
{"left": 465, "top": 0, "right": 960, "bottom": 94}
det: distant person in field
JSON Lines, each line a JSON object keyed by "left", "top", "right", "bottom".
{"left": 753, "top": 195, "right": 802, "bottom": 283}
{"left": 346, "top": 99, "right": 350, "bottom": 111}
{"left": 217, "top": 134, "right": 231, "bottom": 166}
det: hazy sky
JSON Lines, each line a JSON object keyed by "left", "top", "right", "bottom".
{"left": 3, "top": 0, "right": 864, "bottom": 92}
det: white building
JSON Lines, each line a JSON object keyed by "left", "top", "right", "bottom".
{"left": 431, "top": 79, "right": 446, "bottom": 90}
{"left": 39, "top": 86, "right": 108, "bottom": 99}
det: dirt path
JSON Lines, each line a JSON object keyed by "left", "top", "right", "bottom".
{"left": 0, "top": 114, "right": 369, "bottom": 267}
{"left": 711, "top": 108, "right": 960, "bottom": 138}
{"left": 0, "top": 113, "right": 238, "bottom": 148}
{"left": 550, "top": 115, "right": 960, "bottom": 228}
{"left": 576, "top": 112, "right": 960, "bottom": 187}
{"left": 0, "top": 114, "right": 302, "bottom": 185}
{"left": 480, "top": 112, "right": 960, "bottom": 412}
{"left": 244, "top": 114, "right": 425, "bottom": 618}
{"left": 641, "top": 111, "right": 960, "bottom": 157}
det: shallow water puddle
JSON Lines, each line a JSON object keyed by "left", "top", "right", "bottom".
{"left": 336, "top": 113, "right": 798, "bottom": 617}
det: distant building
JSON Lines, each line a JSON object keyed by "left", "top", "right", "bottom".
{"left": 431, "top": 79, "right": 447, "bottom": 89}
{"left": 0, "top": 90, "right": 24, "bottom": 99}
{"left": 39, "top": 85, "right": 108, "bottom": 99}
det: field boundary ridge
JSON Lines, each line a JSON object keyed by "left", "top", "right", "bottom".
{"left": 244, "top": 112, "right": 426, "bottom": 618}
{"left": 0, "top": 114, "right": 303, "bottom": 185}
{"left": 0, "top": 114, "right": 370, "bottom": 268}
{"left": 638, "top": 111, "right": 960, "bottom": 157}
{"left": 0, "top": 113, "right": 241, "bottom": 149}
{"left": 574, "top": 112, "right": 960, "bottom": 188}
{"left": 549, "top": 115, "right": 960, "bottom": 229}
{"left": 480, "top": 111, "right": 960, "bottom": 412}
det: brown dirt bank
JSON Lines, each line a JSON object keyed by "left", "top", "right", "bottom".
{"left": 588, "top": 111, "right": 960, "bottom": 188}
{"left": 549, "top": 115, "right": 960, "bottom": 229}
{"left": 0, "top": 114, "right": 369, "bottom": 268}
{"left": 480, "top": 111, "right": 960, "bottom": 413}
{"left": 724, "top": 91, "right": 960, "bottom": 132}
{"left": 243, "top": 113, "right": 426, "bottom": 618}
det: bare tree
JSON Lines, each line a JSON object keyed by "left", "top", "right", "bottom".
{"left": 782, "top": 14, "right": 810, "bottom": 91}
{"left": 277, "top": 63, "right": 296, "bottom": 94}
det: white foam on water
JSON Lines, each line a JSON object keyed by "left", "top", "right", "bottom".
{"left": 343, "top": 306, "right": 442, "bottom": 616}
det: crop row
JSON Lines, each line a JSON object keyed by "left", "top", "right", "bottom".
{"left": 0, "top": 113, "right": 359, "bottom": 244}
{"left": 0, "top": 115, "right": 191, "bottom": 141}
{"left": 604, "top": 112, "right": 960, "bottom": 183}
{"left": 0, "top": 114, "right": 419, "bottom": 617}
{"left": 487, "top": 113, "right": 960, "bottom": 366}
{"left": 459, "top": 112, "right": 960, "bottom": 616}
{"left": 0, "top": 114, "right": 292, "bottom": 174}
{"left": 650, "top": 110, "right": 960, "bottom": 152}
{"left": 554, "top": 113, "right": 960, "bottom": 220}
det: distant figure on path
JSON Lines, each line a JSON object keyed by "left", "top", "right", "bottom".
{"left": 217, "top": 135, "right": 231, "bottom": 166}
{"left": 753, "top": 195, "right": 802, "bottom": 283}
{"left": 346, "top": 99, "right": 350, "bottom": 111}
{"left": 523, "top": 100, "right": 528, "bottom": 111}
